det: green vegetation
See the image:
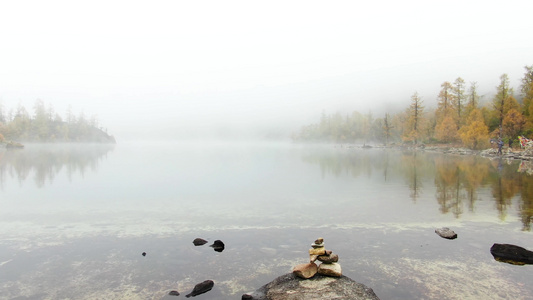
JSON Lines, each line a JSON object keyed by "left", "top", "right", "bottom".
{"left": 293, "top": 65, "right": 533, "bottom": 150}
{"left": 0, "top": 100, "right": 115, "bottom": 144}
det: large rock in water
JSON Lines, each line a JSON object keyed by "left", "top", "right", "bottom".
{"left": 490, "top": 243, "right": 533, "bottom": 265}
{"left": 435, "top": 227, "right": 457, "bottom": 239}
{"left": 242, "top": 273, "right": 380, "bottom": 300}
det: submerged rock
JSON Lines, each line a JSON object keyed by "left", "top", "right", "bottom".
{"left": 193, "top": 238, "right": 208, "bottom": 246}
{"left": 490, "top": 243, "right": 533, "bottom": 265}
{"left": 242, "top": 273, "right": 380, "bottom": 300}
{"left": 210, "top": 240, "right": 225, "bottom": 252}
{"left": 142, "top": 252, "right": 146, "bottom": 256}
{"left": 168, "top": 290, "right": 180, "bottom": 296}
{"left": 186, "top": 280, "right": 214, "bottom": 298}
{"left": 435, "top": 227, "right": 457, "bottom": 239}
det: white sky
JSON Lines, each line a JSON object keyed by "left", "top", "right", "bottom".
{"left": 1, "top": 0, "right": 532, "bottom": 140}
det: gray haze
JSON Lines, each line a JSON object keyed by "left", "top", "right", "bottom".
{"left": 1, "top": 1, "right": 532, "bottom": 140}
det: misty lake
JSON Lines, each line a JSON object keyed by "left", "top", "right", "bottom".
{"left": 1, "top": 142, "right": 532, "bottom": 300}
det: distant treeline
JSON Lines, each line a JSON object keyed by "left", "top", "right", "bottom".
{"left": 292, "top": 65, "right": 533, "bottom": 150}
{"left": 0, "top": 100, "right": 115, "bottom": 143}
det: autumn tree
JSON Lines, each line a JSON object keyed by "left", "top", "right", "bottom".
{"left": 8, "top": 104, "right": 31, "bottom": 139}
{"left": 459, "top": 109, "right": 489, "bottom": 150}
{"left": 382, "top": 113, "right": 393, "bottom": 145}
{"left": 520, "top": 65, "right": 533, "bottom": 135}
{"left": 32, "top": 99, "right": 50, "bottom": 141}
{"left": 0, "top": 101, "right": 5, "bottom": 124}
{"left": 502, "top": 108, "right": 526, "bottom": 142}
{"left": 465, "top": 81, "right": 480, "bottom": 118}
{"left": 521, "top": 65, "right": 533, "bottom": 100}
{"left": 452, "top": 77, "right": 466, "bottom": 126}
{"left": 435, "top": 81, "right": 455, "bottom": 123}
{"left": 492, "top": 74, "right": 513, "bottom": 138}
{"left": 403, "top": 92, "right": 425, "bottom": 145}
{"left": 435, "top": 115, "right": 459, "bottom": 143}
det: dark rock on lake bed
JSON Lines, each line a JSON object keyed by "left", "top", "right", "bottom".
{"left": 193, "top": 238, "right": 208, "bottom": 246}
{"left": 242, "top": 273, "right": 380, "bottom": 300}
{"left": 186, "top": 280, "right": 214, "bottom": 298}
{"left": 168, "top": 290, "right": 180, "bottom": 296}
{"left": 210, "top": 240, "right": 225, "bottom": 252}
{"left": 490, "top": 243, "right": 533, "bottom": 265}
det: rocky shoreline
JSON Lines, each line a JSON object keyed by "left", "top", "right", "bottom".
{"left": 422, "top": 145, "right": 533, "bottom": 160}
{"left": 350, "top": 143, "right": 533, "bottom": 161}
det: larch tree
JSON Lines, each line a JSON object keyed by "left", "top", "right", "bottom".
{"left": 403, "top": 92, "right": 425, "bottom": 145}
{"left": 466, "top": 81, "right": 480, "bottom": 117}
{"left": 492, "top": 74, "right": 513, "bottom": 138}
{"left": 521, "top": 65, "right": 533, "bottom": 100}
{"left": 520, "top": 65, "right": 533, "bottom": 133}
{"left": 502, "top": 108, "right": 526, "bottom": 141}
{"left": 32, "top": 99, "right": 50, "bottom": 141}
{"left": 435, "top": 81, "right": 455, "bottom": 123}
{"left": 453, "top": 77, "right": 466, "bottom": 126}
{"left": 459, "top": 109, "right": 489, "bottom": 150}
{"left": 0, "top": 101, "right": 5, "bottom": 124}
{"left": 526, "top": 82, "right": 533, "bottom": 130}
{"left": 435, "top": 115, "right": 459, "bottom": 143}
{"left": 383, "top": 113, "right": 394, "bottom": 145}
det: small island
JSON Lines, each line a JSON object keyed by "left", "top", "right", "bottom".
{"left": 0, "top": 101, "right": 115, "bottom": 144}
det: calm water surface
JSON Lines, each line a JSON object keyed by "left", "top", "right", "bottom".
{"left": 0, "top": 142, "right": 532, "bottom": 299}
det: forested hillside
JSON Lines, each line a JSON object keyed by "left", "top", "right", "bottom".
{"left": 292, "top": 65, "right": 533, "bottom": 150}
{"left": 0, "top": 100, "right": 115, "bottom": 143}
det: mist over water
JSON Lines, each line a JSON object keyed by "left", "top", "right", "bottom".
{"left": 1, "top": 142, "right": 532, "bottom": 299}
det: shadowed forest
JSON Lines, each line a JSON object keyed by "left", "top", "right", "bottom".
{"left": 293, "top": 65, "right": 533, "bottom": 149}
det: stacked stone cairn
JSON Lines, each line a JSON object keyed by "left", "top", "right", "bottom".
{"left": 292, "top": 237, "right": 342, "bottom": 279}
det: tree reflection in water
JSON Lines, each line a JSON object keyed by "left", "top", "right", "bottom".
{"left": 302, "top": 147, "right": 533, "bottom": 231}
{"left": 0, "top": 144, "right": 114, "bottom": 188}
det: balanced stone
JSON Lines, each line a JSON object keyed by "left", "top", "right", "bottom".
{"left": 309, "top": 254, "right": 318, "bottom": 263}
{"left": 293, "top": 262, "right": 318, "bottom": 279}
{"left": 309, "top": 247, "right": 326, "bottom": 256}
{"left": 312, "top": 238, "right": 325, "bottom": 248}
{"left": 318, "top": 262, "right": 342, "bottom": 277}
{"left": 318, "top": 253, "right": 339, "bottom": 264}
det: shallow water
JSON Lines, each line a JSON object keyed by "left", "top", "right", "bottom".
{"left": 0, "top": 142, "right": 532, "bottom": 299}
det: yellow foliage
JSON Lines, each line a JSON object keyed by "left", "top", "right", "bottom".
{"left": 459, "top": 109, "right": 490, "bottom": 149}
{"left": 503, "top": 108, "right": 526, "bottom": 138}
{"left": 435, "top": 115, "right": 458, "bottom": 142}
